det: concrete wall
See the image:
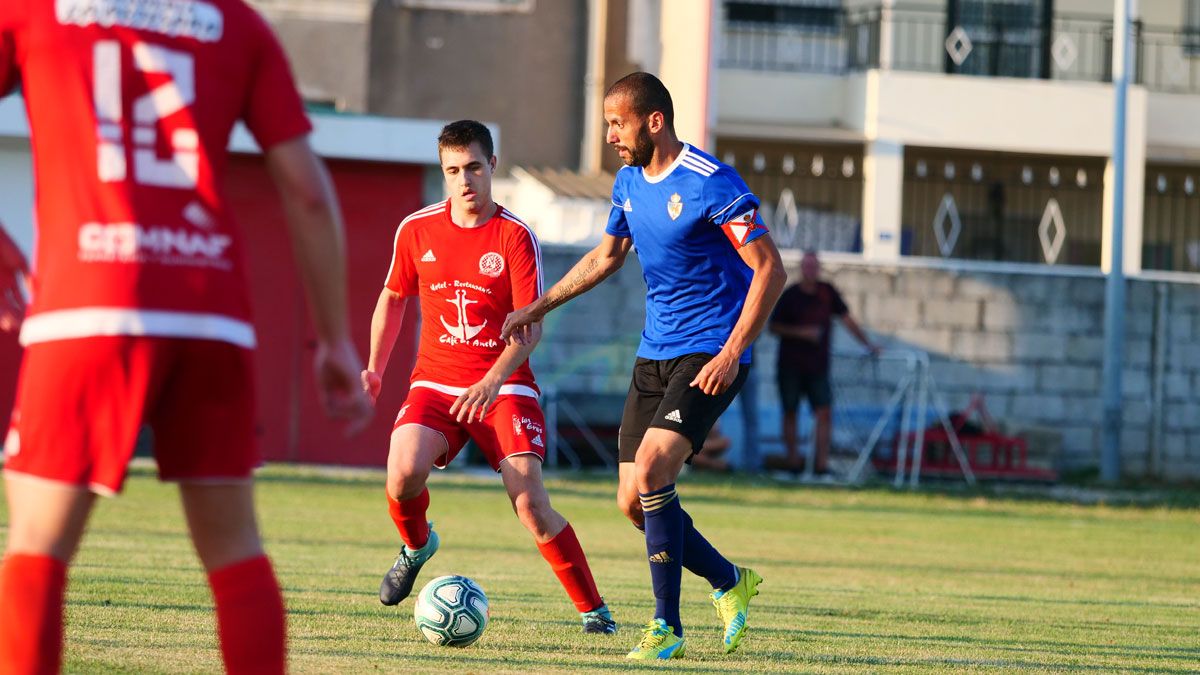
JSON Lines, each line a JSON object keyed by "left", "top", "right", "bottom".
{"left": 263, "top": 17, "right": 371, "bottom": 112}
{"left": 367, "top": 0, "right": 589, "bottom": 171}
{"left": 1147, "top": 93, "right": 1200, "bottom": 160}
{"left": 659, "top": 0, "right": 716, "bottom": 148}
{"left": 533, "top": 244, "right": 1200, "bottom": 481}
{"left": 248, "top": 0, "right": 373, "bottom": 112}
{"left": 717, "top": 71, "right": 848, "bottom": 130}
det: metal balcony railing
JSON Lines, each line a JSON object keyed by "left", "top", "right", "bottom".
{"left": 720, "top": 3, "right": 1200, "bottom": 95}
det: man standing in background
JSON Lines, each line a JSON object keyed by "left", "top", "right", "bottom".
{"left": 0, "top": 3, "right": 371, "bottom": 672}
{"left": 769, "top": 251, "right": 878, "bottom": 477}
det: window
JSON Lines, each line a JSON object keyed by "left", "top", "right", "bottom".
{"left": 725, "top": 0, "right": 841, "bottom": 34}
{"left": 947, "top": 0, "right": 1049, "bottom": 78}
{"left": 395, "top": 0, "right": 534, "bottom": 12}
{"left": 1185, "top": 0, "right": 1200, "bottom": 56}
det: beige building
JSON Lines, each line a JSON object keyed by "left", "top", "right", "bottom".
{"left": 248, "top": 1, "right": 1200, "bottom": 275}
{"left": 713, "top": 0, "right": 1200, "bottom": 275}
{"left": 237, "top": 0, "right": 1200, "bottom": 479}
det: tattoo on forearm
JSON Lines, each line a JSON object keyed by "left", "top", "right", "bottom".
{"left": 544, "top": 257, "right": 599, "bottom": 311}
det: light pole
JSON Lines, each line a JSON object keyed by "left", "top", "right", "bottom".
{"left": 1100, "top": 0, "right": 1134, "bottom": 483}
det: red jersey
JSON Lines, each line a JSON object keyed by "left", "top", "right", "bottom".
{"left": 385, "top": 200, "right": 543, "bottom": 395}
{"left": 0, "top": 0, "right": 312, "bottom": 349}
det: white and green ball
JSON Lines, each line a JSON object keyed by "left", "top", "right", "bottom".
{"left": 412, "top": 575, "right": 489, "bottom": 647}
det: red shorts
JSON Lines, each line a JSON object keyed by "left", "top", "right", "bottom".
{"left": 4, "top": 336, "right": 259, "bottom": 495}
{"left": 393, "top": 386, "right": 546, "bottom": 472}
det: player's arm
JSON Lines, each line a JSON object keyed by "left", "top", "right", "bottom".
{"left": 449, "top": 324, "right": 543, "bottom": 424}
{"left": 0, "top": 223, "right": 28, "bottom": 332}
{"left": 839, "top": 314, "right": 880, "bottom": 355}
{"left": 362, "top": 288, "right": 409, "bottom": 405}
{"left": 499, "top": 233, "right": 632, "bottom": 342}
{"left": 265, "top": 136, "right": 371, "bottom": 432}
{"left": 690, "top": 234, "right": 787, "bottom": 395}
{"left": 769, "top": 322, "right": 822, "bottom": 342}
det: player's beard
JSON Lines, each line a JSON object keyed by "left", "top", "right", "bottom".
{"left": 622, "top": 126, "right": 655, "bottom": 168}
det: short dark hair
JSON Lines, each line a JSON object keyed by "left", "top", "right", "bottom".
{"left": 438, "top": 120, "right": 494, "bottom": 158}
{"left": 604, "top": 72, "right": 674, "bottom": 132}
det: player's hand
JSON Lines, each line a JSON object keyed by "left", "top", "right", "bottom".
{"left": 0, "top": 226, "right": 29, "bottom": 333}
{"left": 314, "top": 338, "right": 374, "bottom": 435}
{"left": 449, "top": 376, "right": 501, "bottom": 424}
{"left": 0, "top": 281, "right": 25, "bottom": 333}
{"left": 797, "top": 325, "right": 823, "bottom": 343}
{"left": 500, "top": 303, "right": 544, "bottom": 345}
{"left": 690, "top": 353, "right": 739, "bottom": 396}
{"left": 361, "top": 369, "right": 383, "bottom": 406}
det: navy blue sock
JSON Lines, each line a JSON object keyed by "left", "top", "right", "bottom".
{"left": 635, "top": 509, "right": 737, "bottom": 592}
{"left": 640, "top": 484, "right": 684, "bottom": 637}
{"left": 681, "top": 511, "right": 738, "bottom": 592}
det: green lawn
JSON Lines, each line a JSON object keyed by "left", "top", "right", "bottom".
{"left": 3, "top": 465, "right": 1198, "bottom": 674}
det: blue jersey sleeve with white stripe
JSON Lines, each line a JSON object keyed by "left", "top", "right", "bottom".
{"left": 705, "top": 167, "right": 768, "bottom": 246}
{"left": 605, "top": 168, "right": 632, "bottom": 238}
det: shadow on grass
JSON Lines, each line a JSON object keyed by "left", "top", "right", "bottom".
{"left": 123, "top": 462, "right": 1200, "bottom": 511}
{"left": 733, "top": 553, "right": 1200, "bottom": 587}
{"left": 774, "top": 627, "right": 1200, "bottom": 662}
{"left": 805, "top": 652, "right": 1197, "bottom": 674}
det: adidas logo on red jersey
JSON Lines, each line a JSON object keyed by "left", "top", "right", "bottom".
{"left": 421, "top": 249, "right": 437, "bottom": 262}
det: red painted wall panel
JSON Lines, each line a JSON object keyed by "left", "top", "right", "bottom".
{"left": 1, "top": 154, "right": 424, "bottom": 467}
{"left": 226, "top": 154, "right": 425, "bottom": 466}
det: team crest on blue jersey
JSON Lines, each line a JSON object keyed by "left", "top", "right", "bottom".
{"left": 667, "top": 193, "right": 683, "bottom": 220}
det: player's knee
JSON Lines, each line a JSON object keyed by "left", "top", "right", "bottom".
{"left": 386, "top": 470, "right": 426, "bottom": 501}
{"left": 6, "top": 523, "right": 68, "bottom": 560}
{"left": 513, "top": 494, "right": 555, "bottom": 538}
{"left": 633, "top": 450, "right": 674, "bottom": 493}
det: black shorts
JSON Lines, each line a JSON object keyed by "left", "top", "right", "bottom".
{"left": 617, "top": 353, "right": 749, "bottom": 462}
{"left": 777, "top": 370, "right": 833, "bottom": 412}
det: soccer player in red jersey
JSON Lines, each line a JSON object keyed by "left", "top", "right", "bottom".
{"left": 362, "top": 120, "right": 617, "bottom": 635}
{"left": 0, "top": 2, "right": 371, "bottom": 673}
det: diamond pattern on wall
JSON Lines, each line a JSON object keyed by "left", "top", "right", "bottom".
{"left": 945, "top": 26, "right": 973, "bottom": 66}
{"left": 1038, "top": 198, "right": 1066, "bottom": 264}
{"left": 933, "top": 193, "right": 962, "bottom": 257}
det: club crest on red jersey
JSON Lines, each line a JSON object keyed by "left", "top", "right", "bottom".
{"left": 667, "top": 193, "right": 683, "bottom": 221}
{"left": 479, "top": 252, "right": 505, "bottom": 278}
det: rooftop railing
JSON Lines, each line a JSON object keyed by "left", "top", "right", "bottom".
{"left": 720, "top": 4, "right": 1200, "bottom": 95}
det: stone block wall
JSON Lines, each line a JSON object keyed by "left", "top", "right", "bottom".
{"left": 533, "top": 245, "right": 1200, "bottom": 480}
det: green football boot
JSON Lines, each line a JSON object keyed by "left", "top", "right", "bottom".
{"left": 711, "top": 566, "right": 762, "bottom": 654}
{"left": 625, "top": 618, "right": 685, "bottom": 660}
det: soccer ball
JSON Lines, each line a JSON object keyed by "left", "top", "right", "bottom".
{"left": 413, "top": 575, "right": 489, "bottom": 647}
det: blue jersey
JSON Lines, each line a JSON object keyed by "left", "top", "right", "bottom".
{"left": 606, "top": 144, "right": 768, "bottom": 364}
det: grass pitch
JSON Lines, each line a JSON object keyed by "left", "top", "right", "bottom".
{"left": 2, "top": 464, "right": 1197, "bottom": 674}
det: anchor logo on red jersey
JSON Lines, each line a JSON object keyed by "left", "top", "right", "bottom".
{"left": 440, "top": 289, "right": 487, "bottom": 341}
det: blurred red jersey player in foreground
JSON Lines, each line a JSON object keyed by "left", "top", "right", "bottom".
{"left": 0, "top": 1, "right": 371, "bottom": 672}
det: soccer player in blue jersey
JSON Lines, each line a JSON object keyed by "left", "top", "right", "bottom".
{"left": 502, "top": 72, "right": 786, "bottom": 659}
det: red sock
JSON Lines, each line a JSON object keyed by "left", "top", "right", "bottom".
{"left": 387, "top": 489, "right": 430, "bottom": 550}
{"left": 208, "top": 556, "right": 286, "bottom": 675}
{"left": 0, "top": 553, "right": 67, "bottom": 675}
{"left": 536, "top": 524, "right": 603, "bottom": 613}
